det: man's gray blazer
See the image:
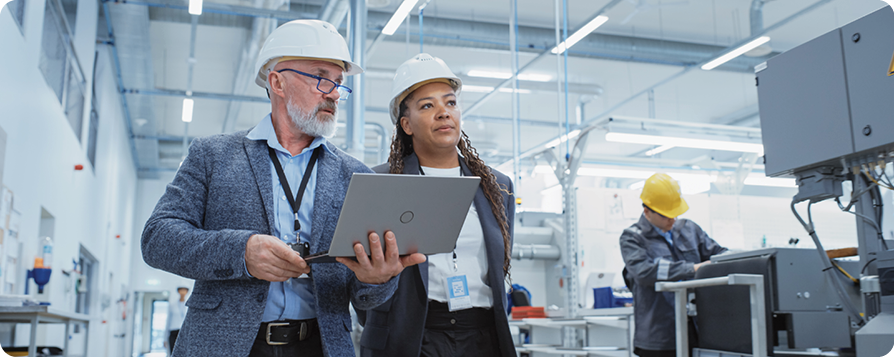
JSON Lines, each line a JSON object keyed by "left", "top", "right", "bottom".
{"left": 142, "top": 129, "right": 398, "bottom": 357}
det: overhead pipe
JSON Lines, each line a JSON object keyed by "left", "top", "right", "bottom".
{"left": 512, "top": 244, "right": 561, "bottom": 260}
{"left": 553, "top": 0, "right": 563, "bottom": 159}
{"left": 319, "top": 0, "right": 349, "bottom": 28}
{"left": 502, "top": 0, "right": 834, "bottom": 168}
{"left": 101, "top": 1, "right": 143, "bottom": 172}
{"left": 124, "top": 88, "right": 563, "bottom": 127}
{"left": 510, "top": 0, "right": 521, "bottom": 197}
{"left": 221, "top": 0, "right": 288, "bottom": 133}
{"left": 465, "top": 0, "right": 624, "bottom": 118}
{"left": 183, "top": 14, "right": 198, "bottom": 158}
{"left": 125, "top": 1, "right": 769, "bottom": 73}
{"left": 121, "top": 0, "right": 316, "bottom": 21}
{"left": 750, "top": 0, "right": 766, "bottom": 35}
{"left": 365, "top": 121, "right": 389, "bottom": 164}
{"left": 345, "top": 0, "right": 367, "bottom": 159}
{"left": 562, "top": 0, "right": 570, "bottom": 159}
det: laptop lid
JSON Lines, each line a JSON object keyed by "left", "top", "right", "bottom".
{"left": 325, "top": 173, "right": 481, "bottom": 258}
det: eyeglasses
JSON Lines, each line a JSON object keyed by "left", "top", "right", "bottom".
{"left": 276, "top": 69, "right": 352, "bottom": 101}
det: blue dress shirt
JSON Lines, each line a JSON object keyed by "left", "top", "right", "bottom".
{"left": 246, "top": 114, "right": 330, "bottom": 321}
{"left": 650, "top": 221, "right": 674, "bottom": 248}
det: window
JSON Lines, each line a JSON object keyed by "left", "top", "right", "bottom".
{"left": 86, "top": 51, "right": 101, "bottom": 168}
{"left": 38, "top": 0, "right": 86, "bottom": 142}
{"left": 59, "top": 0, "right": 77, "bottom": 35}
{"left": 65, "top": 65, "right": 85, "bottom": 142}
{"left": 75, "top": 246, "right": 96, "bottom": 315}
{"left": 86, "top": 108, "right": 98, "bottom": 168}
{"left": 39, "top": 3, "right": 66, "bottom": 103}
{"left": 7, "top": 0, "right": 26, "bottom": 34}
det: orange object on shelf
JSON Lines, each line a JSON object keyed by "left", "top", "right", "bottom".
{"left": 33, "top": 257, "right": 44, "bottom": 268}
{"left": 511, "top": 306, "right": 547, "bottom": 319}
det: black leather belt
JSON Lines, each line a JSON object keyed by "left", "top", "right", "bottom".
{"left": 257, "top": 319, "right": 318, "bottom": 345}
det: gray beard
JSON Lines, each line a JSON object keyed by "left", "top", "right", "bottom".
{"left": 287, "top": 101, "right": 337, "bottom": 138}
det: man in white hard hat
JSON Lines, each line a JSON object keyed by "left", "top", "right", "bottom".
{"left": 142, "top": 19, "right": 425, "bottom": 357}
{"left": 620, "top": 173, "right": 727, "bottom": 357}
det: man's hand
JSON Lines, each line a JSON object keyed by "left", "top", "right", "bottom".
{"left": 336, "top": 231, "right": 426, "bottom": 284}
{"left": 694, "top": 261, "right": 711, "bottom": 272}
{"left": 245, "top": 234, "right": 309, "bottom": 282}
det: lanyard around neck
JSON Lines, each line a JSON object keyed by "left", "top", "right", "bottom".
{"left": 267, "top": 146, "right": 322, "bottom": 232}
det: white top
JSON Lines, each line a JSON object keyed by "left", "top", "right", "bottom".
{"left": 421, "top": 166, "right": 493, "bottom": 308}
{"left": 167, "top": 300, "right": 187, "bottom": 332}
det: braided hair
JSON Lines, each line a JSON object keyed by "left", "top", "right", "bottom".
{"left": 388, "top": 99, "right": 513, "bottom": 280}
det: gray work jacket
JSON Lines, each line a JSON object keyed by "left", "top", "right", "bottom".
{"left": 619, "top": 214, "right": 727, "bottom": 351}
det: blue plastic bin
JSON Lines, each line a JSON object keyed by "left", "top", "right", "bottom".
{"left": 593, "top": 287, "right": 633, "bottom": 308}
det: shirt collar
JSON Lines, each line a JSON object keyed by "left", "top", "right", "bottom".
{"left": 247, "top": 114, "right": 332, "bottom": 156}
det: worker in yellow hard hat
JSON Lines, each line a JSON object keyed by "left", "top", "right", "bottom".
{"left": 620, "top": 173, "right": 728, "bottom": 357}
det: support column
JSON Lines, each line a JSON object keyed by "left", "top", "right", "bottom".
{"left": 346, "top": 0, "right": 367, "bottom": 160}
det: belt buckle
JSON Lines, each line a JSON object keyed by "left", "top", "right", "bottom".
{"left": 299, "top": 321, "right": 308, "bottom": 341}
{"left": 266, "top": 322, "right": 290, "bottom": 345}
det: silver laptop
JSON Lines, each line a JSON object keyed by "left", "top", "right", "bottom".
{"left": 305, "top": 173, "right": 481, "bottom": 262}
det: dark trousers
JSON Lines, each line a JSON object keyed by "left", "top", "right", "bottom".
{"left": 420, "top": 301, "right": 501, "bottom": 357}
{"left": 248, "top": 319, "right": 323, "bottom": 357}
{"left": 634, "top": 317, "right": 699, "bottom": 357}
{"left": 168, "top": 329, "right": 179, "bottom": 352}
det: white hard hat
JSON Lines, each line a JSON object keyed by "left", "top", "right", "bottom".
{"left": 389, "top": 53, "right": 462, "bottom": 125}
{"left": 254, "top": 19, "right": 362, "bottom": 88}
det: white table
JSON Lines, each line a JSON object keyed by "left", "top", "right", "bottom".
{"left": 0, "top": 305, "right": 91, "bottom": 357}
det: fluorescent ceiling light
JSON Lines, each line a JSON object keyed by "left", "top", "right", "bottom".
{"left": 701, "top": 36, "right": 771, "bottom": 70}
{"left": 466, "top": 70, "right": 553, "bottom": 82}
{"left": 605, "top": 132, "right": 763, "bottom": 154}
{"left": 462, "top": 85, "right": 531, "bottom": 94}
{"left": 382, "top": 0, "right": 420, "bottom": 36}
{"left": 743, "top": 175, "right": 796, "bottom": 188}
{"left": 188, "top": 0, "right": 203, "bottom": 15}
{"left": 569, "top": 166, "right": 712, "bottom": 194}
{"left": 181, "top": 98, "right": 194, "bottom": 123}
{"left": 645, "top": 145, "right": 675, "bottom": 156}
{"left": 545, "top": 129, "right": 582, "bottom": 148}
{"left": 551, "top": 15, "right": 609, "bottom": 54}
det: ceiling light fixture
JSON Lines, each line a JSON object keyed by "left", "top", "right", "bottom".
{"left": 605, "top": 132, "right": 763, "bottom": 154}
{"left": 462, "top": 85, "right": 531, "bottom": 94}
{"left": 466, "top": 70, "right": 553, "bottom": 82}
{"left": 188, "top": 0, "right": 203, "bottom": 15}
{"left": 645, "top": 145, "right": 675, "bottom": 156}
{"left": 551, "top": 15, "right": 609, "bottom": 54}
{"left": 701, "top": 36, "right": 771, "bottom": 70}
{"left": 0, "top": 0, "right": 12, "bottom": 15}
{"left": 381, "top": 0, "right": 420, "bottom": 36}
{"left": 181, "top": 98, "right": 194, "bottom": 123}
{"left": 545, "top": 129, "right": 581, "bottom": 148}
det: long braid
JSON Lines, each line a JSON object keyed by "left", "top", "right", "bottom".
{"left": 457, "top": 131, "right": 513, "bottom": 280}
{"left": 388, "top": 100, "right": 513, "bottom": 280}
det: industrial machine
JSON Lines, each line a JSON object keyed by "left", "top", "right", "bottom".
{"left": 688, "top": 5, "right": 894, "bottom": 357}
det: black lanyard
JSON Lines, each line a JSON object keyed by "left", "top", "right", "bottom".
{"left": 267, "top": 146, "right": 321, "bottom": 232}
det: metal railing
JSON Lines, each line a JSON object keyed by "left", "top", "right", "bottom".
{"left": 655, "top": 274, "right": 767, "bottom": 357}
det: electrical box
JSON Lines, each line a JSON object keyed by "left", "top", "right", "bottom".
{"left": 756, "top": 6, "right": 894, "bottom": 177}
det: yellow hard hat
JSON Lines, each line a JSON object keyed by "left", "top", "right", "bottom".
{"left": 640, "top": 173, "right": 689, "bottom": 218}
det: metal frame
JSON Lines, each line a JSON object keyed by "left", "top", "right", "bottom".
{"left": 0, "top": 306, "right": 91, "bottom": 357}
{"left": 655, "top": 274, "right": 767, "bottom": 357}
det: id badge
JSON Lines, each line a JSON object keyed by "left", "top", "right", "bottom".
{"left": 445, "top": 275, "right": 473, "bottom": 311}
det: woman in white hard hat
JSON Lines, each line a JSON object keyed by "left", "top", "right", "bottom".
{"left": 356, "top": 53, "right": 517, "bottom": 357}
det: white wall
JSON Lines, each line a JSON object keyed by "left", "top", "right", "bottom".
{"left": 1, "top": 1, "right": 138, "bottom": 355}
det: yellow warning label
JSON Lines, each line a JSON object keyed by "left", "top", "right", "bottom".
{"left": 889, "top": 50, "right": 894, "bottom": 76}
